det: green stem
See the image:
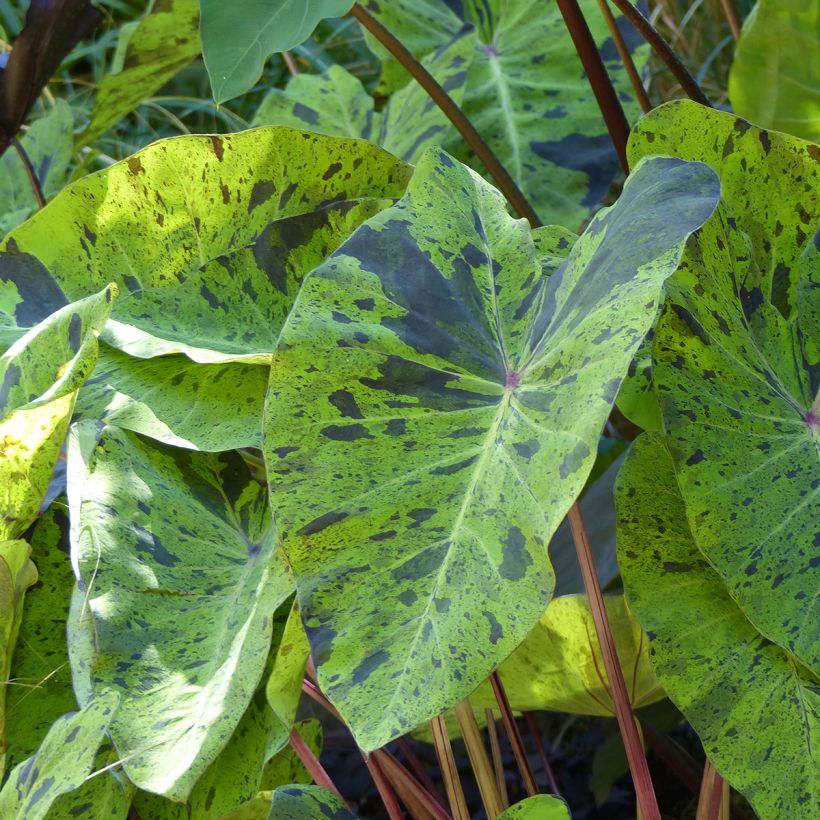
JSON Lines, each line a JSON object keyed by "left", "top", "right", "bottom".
{"left": 350, "top": 3, "right": 541, "bottom": 227}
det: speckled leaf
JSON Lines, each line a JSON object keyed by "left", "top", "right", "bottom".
{"left": 630, "top": 103, "right": 820, "bottom": 675}
{"left": 0, "top": 100, "right": 73, "bottom": 236}
{"left": 362, "top": 0, "right": 649, "bottom": 227}
{"left": 265, "top": 599, "right": 311, "bottom": 755}
{"left": 201, "top": 0, "right": 356, "bottom": 103}
{"left": 260, "top": 720, "right": 323, "bottom": 791}
{"left": 617, "top": 434, "right": 818, "bottom": 819}
{"left": 0, "top": 287, "right": 116, "bottom": 540}
{"left": 263, "top": 149, "right": 720, "bottom": 749}
{"left": 80, "top": 0, "right": 200, "bottom": 146}
{"left": 267, "top": 785, "right": 354, "bottom": 820}
{"left": 615, "top": 330, "right": 662, "bottom": 431}
{"left": 0, "top": 128, "right": 411, "bottom": 362}
{"left": 469, "top": 594, "right": 663, "bottom": 717}
{"left": 729, "top": 0, "right": 820, "bottom": 142}
{"left": 75, "top": 344, "right": 268, "bottom": 451}
{"left": 498, "top": 795, "right": 572, "bottom": 819}
{"left": 3, "top": 507, "right": 77, "bottom": 775}
{"left": 67, "top": 423, "right": 293, "bottom": 799}
{"left": 0, "top": 693, "right": 119, "bottom": 820}
{"left": 254, "top": 28, "right": 474, "bottom": 165}
{"left": 0, "top": 539, "right": 37, "bottom": 776}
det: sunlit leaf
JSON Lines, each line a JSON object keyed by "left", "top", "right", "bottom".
{"left": 499, "top": 795, "right": 572, "bottom": 818}
{"left": 67, "top": 423, "right": 293, "bottom": 799}
{"left": 263, "top": 148, "right": 719, "bottom": 749}
{"left": 617, "top": 433, "right": 818, "bottom": 819}
{"left": 0, "top": 128, "right": 411, "bottom": 363}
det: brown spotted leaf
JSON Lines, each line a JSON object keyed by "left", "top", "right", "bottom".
{"left": 263, "top": 148, "right": 719, "bottom": 750}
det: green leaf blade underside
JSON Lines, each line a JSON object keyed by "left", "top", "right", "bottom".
{"left": 267, "top": 784, "right": 354, "bottom": 820}
{"left": 201, "top": 0, "right": 356, "bottom": 103}
{"left": 67, "top": 423, "right": 293, "bottom": 799}
{"left": 263, "top": 149, "right": 720, "bottom": 750}
{"left": 0, "top": 694, "right": 119, "bottom": 820}
{"left": 629, "top": 102, "right": 820, "bottom": 675}
{"left": 0, "top": 128, "right": 411, "bottom": 362}
{"left": 362, "top": 0, "right": 649, "bottom": 227}
{"left": 617, "top": 434, "right": 818, "bottom": 819}
{"left": 75, "top": 344, "right": 268, "bottom": 451}
{"left": 498, "top": 794, "right": 572, "bottom": 819}
{"left": 729, "top": 0, "right": 820, "bottom": 142}
{"left": 254, "top": 27, "right": 475, "bottom": 165}
{"left": 80, "top": 0, "right": 201, "bottom": 146}
{"left": 470, "top": 594, "right": 663, "bottom": 716}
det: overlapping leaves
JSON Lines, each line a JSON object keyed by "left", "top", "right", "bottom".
{"left": 617, "top": 434, "right": 818, "bottom": 819}
{"left": 67, "top": 423, "right": 292, "bottom": 799}
{"left": 264, "top": 147, "right": 719, "bottom": 749}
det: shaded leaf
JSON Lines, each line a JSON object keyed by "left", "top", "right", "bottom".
{"left": 267, "top": 784, "right": 354, "bottom": 820}
{"left": 498, "top": 795, "right": 572, "bottom": 818}
{"left": 629, "top": 102, "right": 820, "bottom": 675}
{"left": 201, "top": 0, "right": 356, "bottom": 103}
{"left": 361, "top": 0, "right": 649, "bottom": 227}
{"left": 3, "top": 507, "right": 76, "bottom": 775}
{"left": 67, "top": 423, "right": 293, "bottom": 799}
{"left": 0, "top": 128, "right": 411, "bottom": 362}
{"left": 729, "top": 0, "right": 820, "bottom": 142}
{"left": 263, "top": 148, "right": 720, "bottom": 749}
{"left": 0, "top": 693, "right": 118, "bottom": 820}
{"left": 0, "top": 539, "right": 37, "bottom": 775}
{"left": 80, "top": 0, "right": 201, "bottom": 146}
{"left": 75, "top": 344, "right": 268, "bottom": 451}
{"left": 0, "top": 99, "right": 73, "bottom": 235}
{"left": 470, "top": 594, "right": 663, "bottom": 716}
{"left": 617, "top": 433, "right": 818, "bottom": 819}
{"left": 254, "top": 27, "right": 475, "bottom": 164}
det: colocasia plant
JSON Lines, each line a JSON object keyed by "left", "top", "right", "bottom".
{"left": 0, "top": 1, "right": 816, "bottom": 819}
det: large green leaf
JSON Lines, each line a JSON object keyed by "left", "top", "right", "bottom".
{"left": 729, "top": 0, "right": 820, "bottom": 142}
{"left": 0, "top": 694, "right": 119, "bottom": 820}
{"left": 253, "top": 27, "right": 474, "bottom": 165}
{"left": 0, "top": 287, "right": 116, "bottom": 540}
{"left": 80, "top": 0, "right": 201, "bottom": 146}
{"left": 629, "top": 102, "right": 820, "bottom": 675}
{"left": 75, "top": 344, "right": 268, "bottom": 451}
{"left": 0, "top": 539, "right": 37, "bottom": 776}
{"left": 263, "top": 148, "right": 719, "bottom": 749}
{"left": 362, "top": 0, "right": 649, "bottom": 227}
{"left": 470, "top": 594, "right": 663, "bottom": 716}
{"left": 201, "top": 0, "right": 356, "bottom": 103}
{"left": 617, "top": 434, "right": 818, "bottom": 819}
{"left": 267, "top": 785, "right": 353, "bottom": 820}
{"left": 499, "top": 795, "right": 572, "bottom": 819}
{"left": 0, "top": 128, "right": 411, "bottom": 363}
{"left": 67, "top": 423, "right": 293, "bottom": 799}
{"left": 3, "top": 508, "right": 77, "bottom": 775}
{"left": 0, "top": 100, "right": 73, "bottom": 236}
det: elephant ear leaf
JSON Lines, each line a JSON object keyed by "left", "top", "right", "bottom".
{"left": 268, "top": 784, "right": 354, "bottom": 819}
{"left": 499, "top": 795, "right": 572, "bottom": 819}
{"left": 617, "top": 434, "right": 818, "bottom": 819}
{"left": 263, "top": 147, "right": 719, "bottom": 750}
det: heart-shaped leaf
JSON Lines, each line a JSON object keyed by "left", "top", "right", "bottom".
{"left": 263, "top": 148, "right": 719, "bottom": 749}
{"left": 267, "top": 785, "right": 354, "bottom": 820}
{"left": 67, "top": 423, "right": 292, "bottom": 799}
{"left": 0, "top": 128, "right": 411, "bottom": 362}
{"left": 499, "top": 795, "right": 572, "bottom": 819}
{"left": 201, "top": 0, "right": 356, "bottom": 103}
{"left": 617, "top": 433, "right": 818, "bottom": 819}
{"left": 629, "top": 102, "right": 820, "bottom": 675}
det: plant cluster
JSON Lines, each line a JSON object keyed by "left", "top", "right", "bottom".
{"left": 0, "top": 1, "right": 817, "bottom": 819}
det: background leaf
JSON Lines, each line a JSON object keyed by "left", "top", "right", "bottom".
{"left": 201, "top": 0, "right": 356, "bottom": 103}
{"left": 67, "top": 423, "right": 292, "bottom": 799}
{"left": 499, "top": 794, "right": 572, "bottom": 818}
{"left": 617, "top": 434, "right": 818, "bottom": 819}
{"left": 729, "top": 0, "right": 820, "bottom": 142}
{"left": 263, "top": 149, "right": 719, "bottom": 749}
{"left": 267, "top": 784, "right": 354, "bottom": 820}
